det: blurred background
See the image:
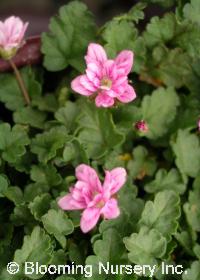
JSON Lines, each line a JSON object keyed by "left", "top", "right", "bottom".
{"left": 0, "top": 0, "right": 170, "bottom": 36}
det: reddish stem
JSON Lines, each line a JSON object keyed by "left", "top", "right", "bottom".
{"left": 9, "top": 59, "right": 31, "bottom": 105}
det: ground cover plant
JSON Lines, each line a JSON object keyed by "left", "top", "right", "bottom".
{"left": 0, "top": 0, "right": 200, "bottom": 279}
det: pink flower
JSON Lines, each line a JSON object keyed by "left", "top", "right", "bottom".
{"left": 71, "top": 43, "right": 136, "bottom": 107}
{"left": 198, "top": 119, "right": 200, "bottom": 131}
{"left": 135, "top": 120, "right": 148, "bottom": 132}
{"left": 0, "top": 16, "right": 28, "bottom": 59}
{"left": 58, "top": 164, "right": 127, "bottom": 233}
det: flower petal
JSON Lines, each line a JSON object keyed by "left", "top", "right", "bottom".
{"left": 80, "top": 207, "right": 101, "bottom": 233}
{"left": 117, "top": 84, "right": 136, "bottom": 103}
{"left": 71, "top": 75, "right": 94, "bottom": 96}
{"left": 103, "top": 167, "right": 127, "bottom": 195}
{"left": 115, "top": 50, "right": 134, "bottom": 75}
{"left": 101, "top": 198, "right": 120, "bottom": 219}
{"left": 75, "top": 164, "right": 102, "bottom": 192}
{"left": 95, "top": 93, "right": 115, "bottom": 108}
{"left": 79, "top": 74, "right": 98, "bottom": 92}
{"left": 86, "top": 63, "right": 101, "bottom": 87}
{"left": 85, "top": 43, "right": 107, "bottom": 65}
{"left": 102, "top": 59, "right": 115, "bottom": 78}
{"left": 58, "top": 194, "right": 86, "bottom": 210}
{"left": 0, "top": 16, "right": 28, "bottom": 51}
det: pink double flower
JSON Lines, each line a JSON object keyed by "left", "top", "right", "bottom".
{"left": 58, "top": 164, "right": 127, "bottom": 233}
{"left": 71, "top": 43, "right": 136, "bottom": 107}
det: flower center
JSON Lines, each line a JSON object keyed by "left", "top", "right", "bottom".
{"left": 100, "top": 77, "right": 112, "bottom": 90}
{"left": 96, "top": 200, "right": 105, "bottom": 208}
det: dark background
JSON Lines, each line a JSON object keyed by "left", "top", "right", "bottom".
{"left": 0, "top": 0, "right": 169, "bottom": 36}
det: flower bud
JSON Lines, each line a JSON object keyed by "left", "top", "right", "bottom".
{"left": 0, "top": 16, "right": 28, "bottom": 60}
{"left": 135, "top": 120, "right": 148, "bottom": 132}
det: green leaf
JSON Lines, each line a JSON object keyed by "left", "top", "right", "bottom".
{"left": 50, "top": 249, "right": 67, "bottom": 265}
{"left": 174, "top": 23, "right": 200, "bottom": 58}
{"left": 63, "top": 138, "right": 89, "bottom": 165}
{"left": 31, "top": 127, "right": 69, "bottom": 163}
{"left": 184, "top": 180, "right": 200, "bottom": 232}
{"left": 30, "top": 164, "right": 62, "bottom": 187}
{"left": 139, "top": 190, "right": 180, "bottom": 240}
{"left": 118, "top": 183, "right": 143, "bottom": 219}
{"left": 93, "top": 228, "right": 125, "bottom": 263}
{"left": 141, "top": 87, "right": 180, "bottom": 139}
{"left": 113, "top": 2, "right": 146, "bottom": 24}
{"left": 33, "top": 94, "right": 59, "bottom": 113}
{"left": 182, "top": 261, "right": 200, "bottom": 280}
{"left": 42, "top": 209, "right": 74, "bottom": 248}
{"left": 24, "top": 183, "right": 50, "bottom": 202}
{"left": 171, "top": 129, "right": 200, "bottom": 178}
{"left": 170, "top": 95, "right": 199, "bottom": 130}
{"left": 175, "top": 231, "right": 194, "bottom": 255}
{"left": 0, "top": 223, "right": 13, "bottom": 248}
{"left": 124, "top": 227, "right": 167, "bottom": 266}
{"left": 183, "top": 0, "right": 200, "bottom": 25}
{"left": 142, "top": 47, "right": 191, "bottom": 88}
{"left": 112, "top": 104, "right": 141, "bottom": 133}
{"left": 151, "top": 48, "right": 191, "bottom": 88}
{"left": 13, "top": 107, "right": 47, "bottom": 129}
{"left": 127, "top": 146, "right": 157, "bottom": 179}
{"left": 85, "top": 256, "right": 107, "bottom": 280}
{"left": 99, "top": 209, "right": 133, "bottom": 238}
{"left": 103, "top": 21, "right": 137, "bottom": 58}
{"left": 77, "top": 102, "right": 124, "bottom": 159}
{"left": 68, "top": 242, "right": 86, "bottom": 264}
{"left": 4, "top": 186, "right": 23, "bottom": 205}
{"left": 0, "top": 67, "right": 41, "bottom": 111}
{"left": 41, "top": 1, "right": 96, "bottom": 71}
{"left": 0, "top": 175, "right": 8, "bottom": 197}
{"left": 126, "top": 2, "right": 146, "bottom": 23}
{"left": 29, "top": 193, "right": 51, "bottom": 221}
{"left": 55, "top": 101, "right": 79, "bottom": 133}
{"left": 144, "top": 168, "right": 186, "bottom": 194}
{"left": 14, "top": 226, "right": 53, "bottom": 279}
{"left": 193, "top": 244, "right": 200, "bottom": 259}
{"left": 10, "top": 205, "right": 34, "bottom": 226}
{"left": 0, "top": 123, "right": 29, "bottom": 163}
{"left": 186, "top": 59, "right": 200, "bottom": 93}
{"left": 102, "top": 20, "right": 145, "bottom": 72}
{"left": 143, "top": 13, "right": 177, "bottom": 48}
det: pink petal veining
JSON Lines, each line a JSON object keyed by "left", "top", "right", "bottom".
{"left": 58, "top": 164, "right": 127, "bottom": 233}
{"left": 71, "top": 43, "right": 137, "bottom": 108}
{"left": 0, "top": 16, "right": 28, "bottom": 54}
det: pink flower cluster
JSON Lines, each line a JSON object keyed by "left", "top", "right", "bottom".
{"left": 71, "top": 43, "right": 136, "bottom": 107}
{"left": 58, "top": 164, "right": 127, "bottom": 233}
{"left": 0, "top": 16, "right": 28, "bottom": 59}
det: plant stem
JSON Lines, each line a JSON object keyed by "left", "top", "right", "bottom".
{"left": 9, "top": 59, "right": 31, "bottom": 105}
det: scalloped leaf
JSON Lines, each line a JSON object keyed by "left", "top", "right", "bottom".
{"left": 145, "top": 168, "right": 186, "bottom": 194}
{"left": 13, "top": 226, "right": 54, "bottom": 279}
{"left": 171, "top": 129, "right": 200, "bottom": 178}
{"left": 41, "top": 1, "right": 96, "bottom": 72}
{"left": 93, "top": 228, "right": 126, "bottom": 263}
{"left": 42, "top": 209, "right": 74, "bottom": 248}
{"left": 124, "top": 227, "right": 167, "bottom": 266}
{"left": 77, "top": 102, "right": 124, "bottom": 159}
{"left": 0, "top": 123, "right": 29, "bottom": 163}
{"left": 31, "top": 127, "right": 70, "bottom": 163}
{"left": 141, "top": 87, "right": 180, "bottom": 139}
{"left": 139, "top": 190, "right": 180, "bottom": 240}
